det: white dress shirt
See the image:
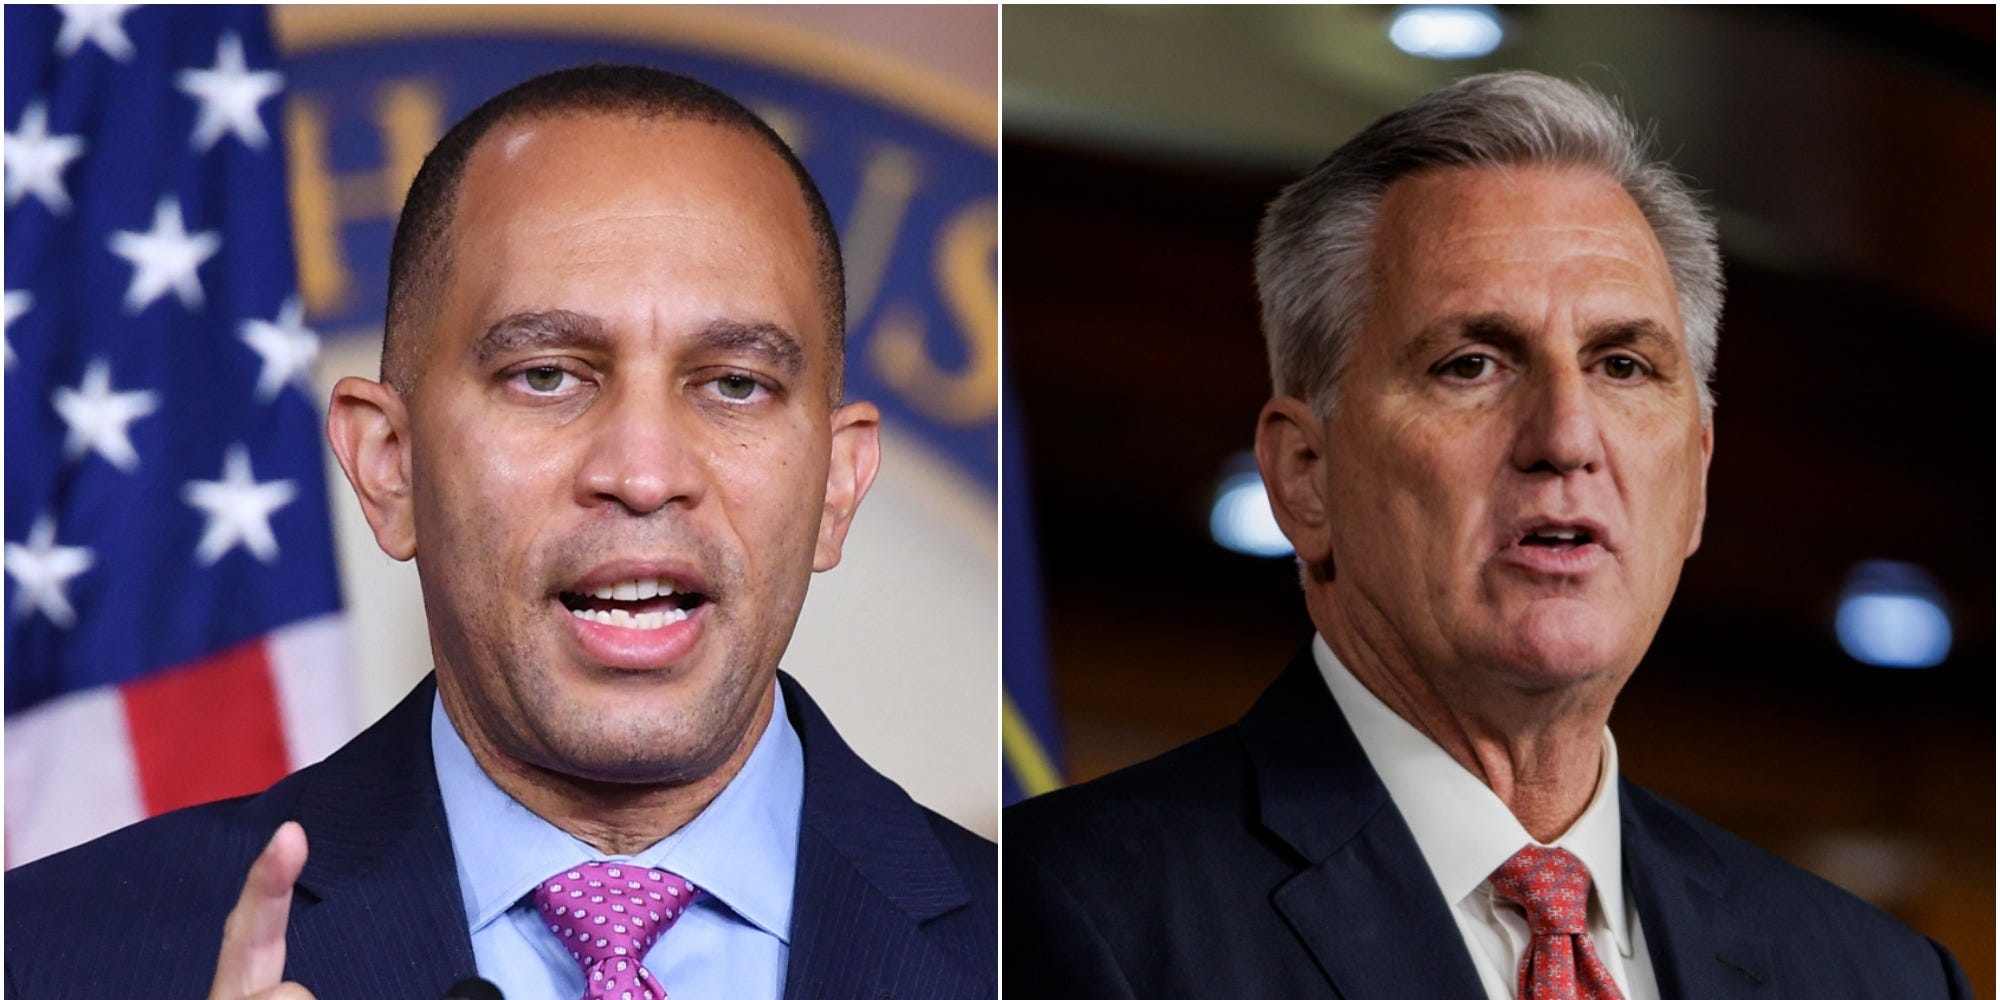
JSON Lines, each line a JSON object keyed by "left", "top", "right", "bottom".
{"left": 1311, "top": 635, "right": 1660, "bottom": 1000}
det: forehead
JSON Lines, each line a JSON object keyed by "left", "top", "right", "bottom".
{"left": 1367, "top": 164, "right": 1678, "bottom": 324}
{"left": 457, "top": 110, "right": 812, "bottom": 242}
{"left": 443, "top": 111, "right": 826, "bottom": 345}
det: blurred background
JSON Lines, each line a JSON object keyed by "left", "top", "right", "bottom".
{"left": 1002, "top": 4, "right": 1993, "bottom": 990}
{"left": 7, "top": 4, "right": 998, "bottom": 865}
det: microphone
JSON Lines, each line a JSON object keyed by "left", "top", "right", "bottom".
{"left": 443, "top": 977, "right": 505, "bottom": 1000}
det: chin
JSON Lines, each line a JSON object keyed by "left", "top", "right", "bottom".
{"left": 505, "top": 660, "right": 752, "bottom": 783}
{"left": 1485, "top": 602, "right": 1634, "bottom": 689}
{"left": 541, "top": 710, "right": 741, "bottom": 785}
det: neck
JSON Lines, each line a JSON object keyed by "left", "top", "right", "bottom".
{"left": 444, "top": 680, "right": 775, "bottom": 857}
{"left": 1314, "top": 594, "right": 1613, "bottom": 843}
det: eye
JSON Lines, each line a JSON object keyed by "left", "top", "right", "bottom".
{"left": 698, "top": 371, "right": 778, "bottom": 405}
{"left": 713, "top": 374, "right": 760, "bottom": 401}
{"left": 517, "top": 366, "right": 575, "bottom": 393}
{"left": 1439, "top": 354, "right": 1493, "bottom": 380}
{"left": 1601, "top": 355, "right": 1648, "bottom": 380}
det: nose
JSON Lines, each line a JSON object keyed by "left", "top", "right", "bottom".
{"left": 574, "top": 382, "right": 707, "bottom": 515}
{"left": 1510, "top": 364, "right": 1604, "bottom": 477}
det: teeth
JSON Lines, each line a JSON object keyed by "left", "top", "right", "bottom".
{"left": 568, "top": 605, "right": 690, "bottom": 630}
{"left": 1544, "top": 529, "right": 1579, "bottom": 541}
{"left": 582, "top": 576, "right": 680, "bottom": 601}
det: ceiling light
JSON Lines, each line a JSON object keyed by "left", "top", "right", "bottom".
{"left": 1389, "top": 5, "right": 1504, "bottom": 60}
{"left": 1209, "top": 461, "right": 1292, "bottom": 558}
{"left": 1834, "top": 560, "right": 1951, "bottom": 669}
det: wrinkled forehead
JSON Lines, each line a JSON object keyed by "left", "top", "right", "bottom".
{"left": 1371, "top": 164, "right": 1676, "bottom": 303}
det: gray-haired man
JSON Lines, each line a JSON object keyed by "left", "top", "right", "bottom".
{"left": 1004, "top": 71, "right": 1969, "bottom": 999}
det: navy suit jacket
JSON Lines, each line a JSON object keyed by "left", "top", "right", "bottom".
{"left": 1005, "top": 647, "right": 1970, "bottom": 999}
{"left": 6, "top": 672, "right": 995, "bottom": 999}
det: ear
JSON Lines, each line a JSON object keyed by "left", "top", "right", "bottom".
{"left": 814, "top": 401, "right": 882, "bottom": 572}
{"left": 326, "top": 376, "right": 417, "bottom": 561}
{"left": 1686, "top": 417, "right": 1714, "bottom": 558}
{"left": 1255, "top": 396, "right": 1334, "bottom": 567}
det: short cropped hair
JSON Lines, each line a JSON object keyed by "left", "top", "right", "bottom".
{"left": 1255, "top": 71, "right": 1722, "bottom": 416}
{"left": 382, "top": 65, "right": 846, "bottom": 399}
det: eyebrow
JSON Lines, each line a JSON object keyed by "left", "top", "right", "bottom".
{"left": 1399, "top": 312, "right": 1525, "bottom": 366}
{"left": 472, "top": 309, "right": 612, "bottom": 367}
{"left": 470, "top": 311, "right": 807, "bottom": 378}
{"left": 1587, "top": 318, "right": 1679, "bottom": 356}
{"left": 692, "top": 319, "right": 806, "bottom": 378}
{"left": 1399, "top": 312, "right": 1681, "bottom": 364}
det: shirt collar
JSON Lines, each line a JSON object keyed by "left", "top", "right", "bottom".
{"left": 433, "top": 682, "right": 804, "bottom": 944}
{"left": 1311, "top": 635, "right": 1633, "bottom": 955}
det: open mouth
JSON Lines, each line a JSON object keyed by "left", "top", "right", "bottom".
{"left": 1517, "top": 525, "right": 1597, "bottom": 551}
{"left": 557, "top": 576, "right": 709, "bottom": 631}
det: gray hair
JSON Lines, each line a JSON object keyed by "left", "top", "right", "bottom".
{"left": 1254, "top": 71, "right": 1721, "bottom": 416}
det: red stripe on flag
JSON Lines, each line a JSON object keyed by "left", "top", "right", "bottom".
{"left": 121, "top": 639, "right": 292, "bottom": 816}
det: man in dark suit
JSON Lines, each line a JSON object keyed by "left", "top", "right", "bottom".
{"left": 7, "top": 66, "right": 993, "bottom": 999}
{"left": 1005, "top": 71, "right": 1968, "bottom": 999}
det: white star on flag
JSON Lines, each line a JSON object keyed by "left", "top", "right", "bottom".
{"left": 5, "top": 516, "right": 95, "bottom": 628}
{"left": 4, "top": 288, "right": 31, "bottom": 369}
{"left": 182, "top": 443, "right": 297, "bottom": 565}
{"left": 52, "top": 358, "right": 160, "bottom": 472}
{"left": 5, "top": 102, "right": 86, "bottom": 214}
{"left": 54, "top": 4, "right": 138, "bottom": 61}
{"left": 175, "top": 31, "right": 284, "bottom": 152}
{"left": 239, "top": 297, "right": 320, "bottom": 402}
{"left": 109, "top": 197, "right": 221, "bottom": 313}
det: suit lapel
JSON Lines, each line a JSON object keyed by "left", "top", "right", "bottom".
{"left": 1246, "top": 649, "right": 1486, "bottom": 1000}
{"left": 1620, "top": 782, "right": 1771, "bottom": 997}
{"left": 284, "top": 677, "right": 480, "bottom": 998}
{"left": 778, "top": 673, "right": 985, "bottom": 1000}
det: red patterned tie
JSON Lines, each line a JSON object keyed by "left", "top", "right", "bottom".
{"left": 1487, "top": 846, "right": 1625, "bottom": 1000}
{"left": 533, "top": 861, "right": 702, "bottom": 1000}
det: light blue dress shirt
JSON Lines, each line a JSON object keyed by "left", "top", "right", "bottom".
{"left": 432, "top": 686, "right": 804, "bottom": 1000}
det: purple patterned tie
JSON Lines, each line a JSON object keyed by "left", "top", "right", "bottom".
{"left": 532, "top": 861, "right": 702, "bottom": 1000}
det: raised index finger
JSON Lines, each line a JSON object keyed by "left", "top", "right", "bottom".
{"left": 209, "top": 820, "right": 308, "bottom": 1000}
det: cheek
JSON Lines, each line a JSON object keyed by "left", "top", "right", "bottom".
{"left": 1617, "top": 431, "right": 1707, "bottom": 579}
{"left": 711, "top": 427, "right": 829, "bottom": 565}
{"left": 1337, "top": 415, "right": 1498, "bottom": 562}
{"left": 417, "top": 415, "right": 571, "bottom": 578}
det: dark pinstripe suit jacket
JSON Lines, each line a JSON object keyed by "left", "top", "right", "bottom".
{"left": 5, "top": 672, "right": 995, "bottom": 999}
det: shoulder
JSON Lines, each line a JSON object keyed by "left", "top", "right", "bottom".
{"left": 923, "top": 805, "right": 996, "bottom": 886}
{"left": 782, "top": 670, "right": 995, "bottom": 914}
{"left": 1003, "top": 726, "right": 1279, "bottom": 946}
{"left": 1004, "top": 729, "right": 1316, "bottom": 999}
{"left": 5, "top": 776, "right": 301, "bottom": 996}
{"left": 1622, "top": 780, "right": 1970, "bottom": 992}
{"left": 1626, "top": 780, "right": 1895, "bottom": 931}
{"left": 6, "top": 684, "right": 434, "bottom": 997}
{"left": 1007, "top": 727, "right": 1256, "bottom": 876}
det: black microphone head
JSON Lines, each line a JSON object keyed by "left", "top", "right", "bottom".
{"left": 442, "top": 976, "right": 505, "bottom": 1000}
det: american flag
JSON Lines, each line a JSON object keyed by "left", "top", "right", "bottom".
{"left": 5, "top": 4, "right": 351, "bottom": 867}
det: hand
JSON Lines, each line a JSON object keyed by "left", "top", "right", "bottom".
{"left": 208, "top": 821, "right": 317, "bottom": 1000}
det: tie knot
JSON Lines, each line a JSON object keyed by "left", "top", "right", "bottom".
{"left": 1489, "top": 845, "right": 1592, "bottom": 936}
{"left": 532, "top": 861, "right": 700, "bottom": 998}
